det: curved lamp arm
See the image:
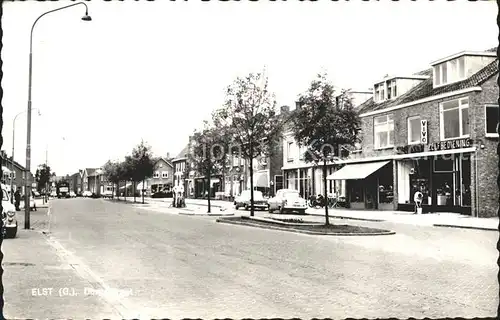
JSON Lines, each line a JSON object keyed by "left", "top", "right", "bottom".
{"left": 30, "top": 2, "right": 90, "bottom": 53}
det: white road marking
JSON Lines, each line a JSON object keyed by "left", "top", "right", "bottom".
{"left": 44, "top": 232, "right": 152, "bottom": 318}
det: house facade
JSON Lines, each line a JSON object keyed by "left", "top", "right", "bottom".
{"left": 326, "top": 48, "right": 498, "bottom": 218}
{"left": 148, "top": 157, "right": 174, "bottom": 195}
{"left": 172, "top": 140, "right": 195, "bottom": 198}
{"left": 1, "top": 150, "right": 34, "bottom": 195}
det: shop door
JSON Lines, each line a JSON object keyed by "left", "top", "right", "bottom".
{"left": 433, "top": 172, "right": 454, "bottom": 209}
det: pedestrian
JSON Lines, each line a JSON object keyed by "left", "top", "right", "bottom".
{"left": 14, "top": 189, "right": 21, "bottom": 211}
{"left": 414, "top": 191, "right": 423, "bottom": 214}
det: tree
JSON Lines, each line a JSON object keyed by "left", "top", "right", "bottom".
{"left": 103, "top": 160, "right": 120, "bottom": 199}
{"left": 189, "top": 121, "right": 226, "bottom": 213}
{"left": 211, "top": 108, "right": 236, "bottom": 198}
{"left": 220, "top": 71, "right": 282, "bottom": 216}
{"left": 127, "top": 140, "right": 155, "bottom": 204}
{"left": 291, "top": 73, "right": 361, "bottom": 225}
{"left": 35, "top": 164, "right": 51, "bottom": 193}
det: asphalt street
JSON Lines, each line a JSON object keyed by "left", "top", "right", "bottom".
{"left": 3, "top": 198, "right": 498, "bottom": 319}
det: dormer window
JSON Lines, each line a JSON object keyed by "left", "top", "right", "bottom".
{"left": 374, "top": 79, "right": 397, "bottom": 102}
{"left": 433, "top": 56, "right": 466, "bottom": 87}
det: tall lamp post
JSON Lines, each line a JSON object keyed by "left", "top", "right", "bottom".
{"left": 11, "top": 108, "right": 41, "bottom": 203}
{"left": 24, "top": 2, "right": 91, "bottom": 230}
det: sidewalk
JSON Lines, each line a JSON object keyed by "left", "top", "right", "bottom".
{"left": 2, "top": 209, "right": 121, "bottom": 318}
{"left": 109, "top": 197, "right": 498, "bottom": 231}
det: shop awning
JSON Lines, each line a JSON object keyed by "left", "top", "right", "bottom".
{"left": 327, "top": 161, "right": 390, "bottom": 180}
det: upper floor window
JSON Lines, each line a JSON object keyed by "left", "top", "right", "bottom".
{"left": 408, "top": 116, "right": 421, "bottom": 144}
{"left": 440, "top": 97, "right": 469, "bottom": 140}
{"left": 374, "top": 114, "right": 394, "bottom": 149}
{"left": 153, "top": 171, "right": 160, "bottom": 178}
{"left": 485, "top": 104, "right": 499, "bottom": 137}
{"left": 162, "top": 172, "right": 169, "bottom": 179}
{"left": 287, "top": 141, "right": 294, "bottom": 161}
{"left": 374, "top": 83, "right": 385, "bottom": 102}
{"left": 386, "top": 80, "right": 397, "bottom": 100}
{"left": 434, "top": 56, "right": 466, "bottom": 87}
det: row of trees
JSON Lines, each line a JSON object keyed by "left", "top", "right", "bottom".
{"left": 188, "top": 71, "right": 361, "bottom": 225}
{"left": 102, "top": 140, "right": 155, "bottom": 204}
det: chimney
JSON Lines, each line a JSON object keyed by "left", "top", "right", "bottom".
{"left": 280, "top": 105, "right": 290, "bottom": 114}
{"left": 166, "top": 152, "right": 170, "bottom": 159}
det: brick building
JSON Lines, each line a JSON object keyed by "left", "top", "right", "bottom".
{"left": 327, "top": 48, "right": 498, "bottom": 217}
{"left": 147, "top": 157, "right": 174, "bottom": 195}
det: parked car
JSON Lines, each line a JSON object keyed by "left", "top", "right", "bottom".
{"left": 69, "top": 191, "right": 76, "bottom": 198}
{"left": 50, "top": 190, "right": 57, "bottom": 198}
{"left": 2, "top": 184, "right": 17, "bottom": 238}
{"left": 33, "top": 190, "right": 40, "bottom": 198}
{"left": 267, "top": 189, "right": 308, "bottom": 214}
{"left": 234, "top": 190, "right": 268, "bottom": 210}
{"left": 82, "top": 190, "right": 93, "bottom": 197}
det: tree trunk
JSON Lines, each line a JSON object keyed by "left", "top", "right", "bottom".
{"left": 230, "top": 153, "right": 234, "bottom": 200}
{"left": 221, "top": 153, "right": 226, "bottom": 199}
{"left": 323, "top": 158, "right": 330, "bottom": 225}
{"left": 133, "top": 181, "right": 136, "bottom": 203}
{"left": 112, "top": 184, "right": 115, "bottom": 200}
{"left": 249, "top": 155, "right": 255, "bottom": 217}
{"left": 207, "top": 172, "right": 211, "bottom": 214}
{"left": 142, "top": 179, "right": 145, "bottom": 204}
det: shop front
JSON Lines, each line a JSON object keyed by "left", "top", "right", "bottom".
{"left": 327, "top": 160, "right": 394, "bottom": 210}
{"left": 397, "top": 152, "right": 472, "bottom": 215}
{"left": 194, "top": 176, "right": 221, "bottom": 198}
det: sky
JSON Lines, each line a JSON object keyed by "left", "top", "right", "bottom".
{"left": 1, "top": 0, "right": 497, "bottom": 176}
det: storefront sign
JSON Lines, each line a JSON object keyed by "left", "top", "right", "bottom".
{"left": 420, "top": 120, "right": 428, "bottom": 144}
{"left": 428, "top": 138, "right": 473, "bottom": 151}
{"left": 396, "top": 144, "right": 425, "bottom": 154}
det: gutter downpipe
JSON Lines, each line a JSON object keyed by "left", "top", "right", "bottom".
{"left": 475, "top": 148, "right": 479, "bottom": 218}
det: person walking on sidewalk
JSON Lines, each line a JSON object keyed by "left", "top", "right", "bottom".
{"left": 14, "top": 189, "right": 21, "bottom": 211}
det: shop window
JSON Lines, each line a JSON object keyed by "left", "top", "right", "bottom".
{"left": 408, "top": 116, "right": 421, "bottom": 144}
{"left": 485, "top": 104, "right": 499, "bottom": 137}
{"left": 378, "top": 164, "right": 394, "bottom": 204}
{"left": 434, "top": 158, "right": 454, "bottom": 172}
{"left": 349, "top": 181, "right": 364, "bottom": 202}
{"left": 440, "top": 97, "right": 469, "bottom": 140}
{"left": 374, "top": 114, "right": 394, "bottom": 149}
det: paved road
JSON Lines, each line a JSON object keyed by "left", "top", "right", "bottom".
{"left": 8, "top": 198, "right": 498, "bottom": 318}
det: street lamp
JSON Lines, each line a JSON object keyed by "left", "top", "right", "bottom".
{"left": 25, "top": 2, "right": 92, "bottom": 230}
{"left": 11, "top": 108, "right": 41, "bottom": 203}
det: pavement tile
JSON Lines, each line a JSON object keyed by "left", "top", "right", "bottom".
{"left": 1, "top": 228, "right": 121, "bottom": 318}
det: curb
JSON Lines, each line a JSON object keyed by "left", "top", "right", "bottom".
{"left": 308, "top": 213, "right": 385, "bottom": 222}
{"left": 216, "top": 218, "right": 395, "bottom": 236}
{"left": 179, "top": 212, "right": 235, "bottom": 217}
{"left": 433, "top": 223, "right": 498, "bottom": 231}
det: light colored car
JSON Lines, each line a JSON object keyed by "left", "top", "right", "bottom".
{"left": 2, "top": 185, "right": 17, "bottom": 238}
{"left": 267, "top": 189, "right": 308, "bottom": 214}
{"left": 69, "top": 191, "right": 76, "bottom": 198}
{"left": 234, "top": 190, "right": 267, "bottom": 210}
{"left": 33, "top": 190, "right": 40, "bottom": 197}
{"left": 82, "top": 190, "right": 93, "bottom": 197}
{"left": 50, "top": 190, "right": 57, "bottom": 197}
